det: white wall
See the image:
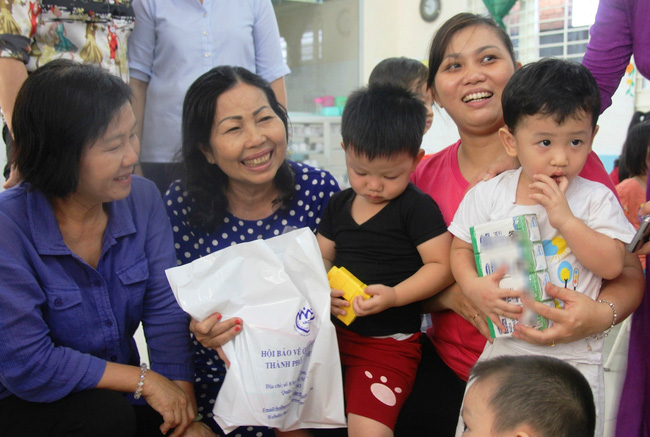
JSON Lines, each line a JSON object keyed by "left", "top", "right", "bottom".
{"left": 360, "top": 0, "right": 466, "bottom": 154}
{"left": 596, "top": 76, "right": 635, "bottom": 158}
{"left": 276, "top": 0, "right": 361, "bottom": 113}
{"left": 360, "top": 0, "right": 466, "bottom": 80}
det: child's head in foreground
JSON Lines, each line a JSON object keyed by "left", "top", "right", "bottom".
{"left": 368, "top": 57, "right": 434, "bottom": 134}
{"left": 499, "top": 58, "right": 601, "bottom": 185}
{"left": 462, "top": 355, "right": 595, "bottom": 437}
{"left": 341, "top": 84, "right": 426, "bottom": 204}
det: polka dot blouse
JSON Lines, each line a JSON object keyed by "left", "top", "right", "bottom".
{"left": 163, "top": 161, "right": 340, "bottom": 436}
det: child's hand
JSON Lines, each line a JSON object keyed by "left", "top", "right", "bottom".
{"left": 458, "top": 265, "right": 523, "bottom": 332}
{"left": 352, "top": 284, "right": 396, "bottom": 316}
{"left": 529, "top": 174, "right": 574, "bottom": 230}
{"left": 330, "top": 287, "right": 349, "bottom": 317}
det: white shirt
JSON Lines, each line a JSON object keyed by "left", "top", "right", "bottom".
{"left": 128, "top": 0, "right": 290, "bottom": 163}
{"left": 449, "top": 168, "right": 635, "bottom": 364}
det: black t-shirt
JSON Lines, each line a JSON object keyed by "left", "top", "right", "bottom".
{"left": 318, "top": 183, "right": 447, "bottom": 336}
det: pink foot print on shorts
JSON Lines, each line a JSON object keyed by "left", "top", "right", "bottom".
{"left": 364, "top": 371, "right": 402, "bottom": 406}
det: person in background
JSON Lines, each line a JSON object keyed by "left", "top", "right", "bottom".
{"left": 616, "top": 121, "right": 650, "bottom": 268}
{"left": 462, "top": 355, "right": 596, "bottom": 437}
{"left": 368, "top": 57, "right": 434, "bottom": 135}
{"left": 317, "top": 84, "right": 453, "bottom": 437}
{"left": 164, "top": 65, "right": 339, "bottom": 437}
{"left": 0, "top": 0, "right": 135, "bottom": 188}
{"left": 0, "top": 60, "right": 204, "bottom": 437}
{"left": 582, "top": 0, "right": 650, "bottom": 115}
{"left": 582, "top": 1, "right": 650, "bottom": 433}
{"left": 366, "top": 57, "right": 439, "bottom": 333}
{"left": 128, "top": 0, "right": 290, "bottom": 194}
{"left": 394, "top": 13, "right": 644, "bottom": 437}
{"left": 450, "top": 58, "right": 635, "bottom": 436}
{"left": 609, "top": 111, "right": 649, "bottom": 184}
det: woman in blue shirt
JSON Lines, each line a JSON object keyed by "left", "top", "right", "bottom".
{"left": 0, "top": 60, "right": 202, "bottom": 437}
{"left": 164, "top": 66, "right": 339, "bottom": 436}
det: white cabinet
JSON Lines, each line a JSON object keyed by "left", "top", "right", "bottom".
{"left": 288, "top": 112, "right": 349, "bottom": 188}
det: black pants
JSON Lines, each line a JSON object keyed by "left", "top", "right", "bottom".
{"left": 0, "top": 389, "right": 165, "bottom": 436}
{"left": 393, "top": 335, "right": 466, "bottom": 437}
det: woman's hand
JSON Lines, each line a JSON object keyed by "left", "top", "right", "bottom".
{"left": 435, "top": 284, "right": 493, "bottom": 341}
{"left": 456, "top": 265, "right": 523, "bottom": 333}
{"left": 477, "top": 154, "right": 520, "bottom": 185}
{"left": 190, "top": 313, "right": 242, "bottom": 350}
{"left": 179, "top": 421, "right": 217, "bottom": 437}
{"left": 190, "top": 313, "right": 242, "bottom": 365}
{"left": 513, "top": 282, "right": 612, "bottom": 345}
{"left": 141, "top": 371, "right": 195, "bottom": 437}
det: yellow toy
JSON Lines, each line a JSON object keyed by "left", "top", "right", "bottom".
{"left": 327, "top": 266, "right": 371, "bottom": 325}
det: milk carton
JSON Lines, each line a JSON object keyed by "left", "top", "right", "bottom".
{"left": 470, "top": 214, "right": 556, "bottom": 338}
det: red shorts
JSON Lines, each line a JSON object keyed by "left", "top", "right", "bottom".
{"left": 336, "top": 326, "right": 422, "bottom": 430}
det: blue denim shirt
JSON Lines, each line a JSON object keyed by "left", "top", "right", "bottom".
{"left": 0, "top": 176, "right": 192, "bottom": 402}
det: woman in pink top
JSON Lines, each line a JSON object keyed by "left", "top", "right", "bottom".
{"left": 394, "top": 13, "right": 644, "bottom": 436}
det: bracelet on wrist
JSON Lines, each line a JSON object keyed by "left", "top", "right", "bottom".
{"left": 133, "top": 363, "right": 148, "bottom": 400}
{"left": 594, "top": 299, "right": 617, "bottom": 339}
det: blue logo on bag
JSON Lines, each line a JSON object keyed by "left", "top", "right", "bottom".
{"left": 295, "top": 306, "right": 315, "bottom": 335}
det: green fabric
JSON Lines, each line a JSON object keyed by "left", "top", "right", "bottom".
{"left": 482, "top": 0, "right": 518, "bottom": 28}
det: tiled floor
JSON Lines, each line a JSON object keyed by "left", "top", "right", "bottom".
{"left": 603, "top": 318, "right": 631, "bottom": 437}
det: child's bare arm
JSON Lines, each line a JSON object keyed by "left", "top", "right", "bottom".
{"left": 450, "top": 236, "right": 523, "bottom": 331}
{"left": 317, "top": 233, "right": 335, "bottom": 272}
{"left": 530, "top": 174, "right": 625, "bottom": 279}
{"left": 394, "top": 231, "right": 454, "bottom": 305}
{"left": 558, "top": 221, "right": 626, "bottom": 279}
{"left": 316, "top": 233, "right": 349, "bottom": 316}
{"left": 354, "top": 232, "right": 454, "bottom": 317}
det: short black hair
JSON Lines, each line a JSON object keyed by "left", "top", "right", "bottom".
{"left": 469, "top": 355, "right": 596, "bottom": 437}
{"left": 619, "top": 120, "right": 650, "bottom": 179}
{"left": 502, "top": 58, "right": 601, "bottom": 132}
{"left": 12, "top": 59, "right": 132, "bottom": 198}
{"left": 627, "top": 110, "right": 650, "bottom": 132}
{"left": 618, "top": 112, "right": 650, "bottom": 180}
{"left": 369, "top": 57, "right": 429, "bottom": 93}
{"left": 181, "top": 65, "right": 294, "bottom": 233}
{"left": 341, "top": 84, "right": 426, "bottom": 160}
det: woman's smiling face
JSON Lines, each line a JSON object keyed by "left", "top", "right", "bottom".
{"left": 433, "top": 24, "right": 517, "bottom": 136}
{"left": 75, "top": 103, "right": 139, "bottom": 204}
{"left": 202, "top": 83, "right": 287, "bottom": 190}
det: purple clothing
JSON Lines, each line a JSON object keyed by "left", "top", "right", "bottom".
{"left": 0, "top": 176, "right": 193, "bottom": 403}
{"left": 619, "top": 283, "right": 650, "bottom": 437}
{"left": 583, "top": 1, "right": 650, "bottom": 434}
{"left": 582, "top": 0, "right": 650, "bottom": 112}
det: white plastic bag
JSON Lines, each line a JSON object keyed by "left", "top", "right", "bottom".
{"left": 165, "top": 228, "right": 346, "bottom": 433}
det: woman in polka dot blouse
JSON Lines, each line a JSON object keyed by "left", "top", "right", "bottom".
{"left": 163, "top": 66, "right": 340, "bottom": 436}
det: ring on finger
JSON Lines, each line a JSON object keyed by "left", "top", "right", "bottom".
{"left": 550, "top": 340, "right": 555, "bottom": 347}
{"left": 471, "top": 313, "right": 480, "bottom": 321}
